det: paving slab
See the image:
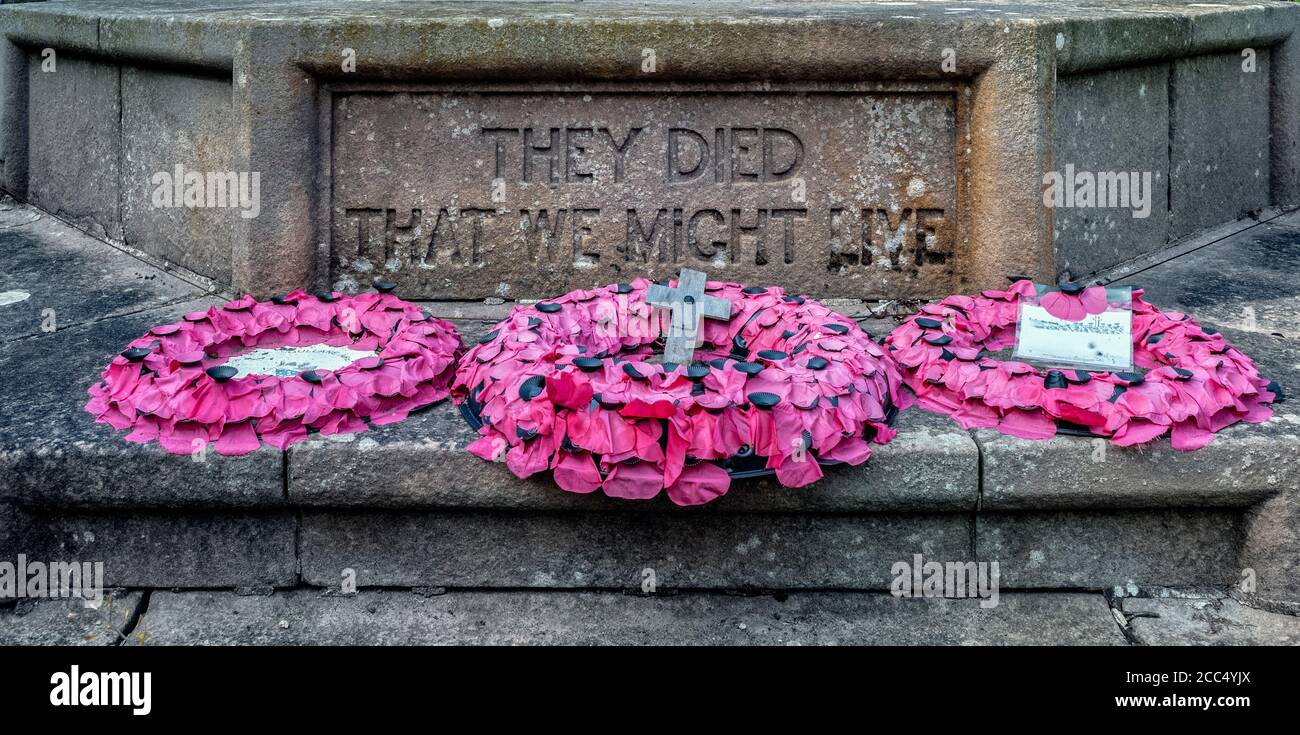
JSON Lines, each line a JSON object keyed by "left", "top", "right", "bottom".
{"left": 299, "top": 510, "right": 973, "bottom": 590}
{"left": 1116, "top": 214, "right": 1300, "bottom": 339}
{"left": 0, "top": 590, "right": 142, "bottom": 646}
{"left": 126, "top": 589, "right": 1125, "bottom": 646}
{"left": 23, "top": 53, "right": 120, "bottom": 240}
{"left": 0, "top": 201, "right": 203, "bottom": 341}
{"left": 1122, "top": 596, "right": 1300, "bottom": 645}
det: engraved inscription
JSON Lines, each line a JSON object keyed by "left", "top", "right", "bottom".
{"left": 331, "top": 91, "right": 958, "bottom": 298}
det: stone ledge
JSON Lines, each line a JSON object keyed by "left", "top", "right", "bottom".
{"left": 976, "top": 419, "right": 1300, "bottom": 511}
{"left": 3, "top": 1, "right": 1290, "bottom": 76}
{"left": 2, "top": 201, "right": 1296, "bottom": 521}
{"left": 1053, "top": 2, "right": 1296, "bottom": 73}
{"left": 287, "top": 402, "right": 980, "bottom": 513}
{"left": 123, "top": 588, "right": 1126, "bottom": 646}
{"left": 983, "top": 213, "right": 1300, "bottom": 511}
{"left": 0, "top": 200, "right": 985, "bottom": 514}
{"left": 5, "top": 1, "right": 1295, "bottom": 299}
{"left": 2, "top": 284, "right": 1289, "bottom": 516}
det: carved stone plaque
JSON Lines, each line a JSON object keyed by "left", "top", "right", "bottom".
{"left": 330, "top": 89, "right": 957, "bottom": 299}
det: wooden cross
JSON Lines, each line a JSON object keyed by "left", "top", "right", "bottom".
{"left": 646, "top": 269, "right": 732, "bottom": 364}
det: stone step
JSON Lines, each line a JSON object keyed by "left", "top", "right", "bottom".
{"left": 121, "top": 589, "right": 1129, "bottom": 646}
{"left": 0, "top": 1, "right": 1296, "bottom": 299}
{"left": 11, "top": 586, "right": 1298, "bottom": 646}
{"left": 2, "top": 202, "right": 1298, "bottom": 595}
{"left": 1, "top": 588, "right": 1132, "bottom": 646}
{"left": 2, "top": 300, "right": 1288, "bottom": 514}
{"left": 1, "top": 502, "right": 1248, "bottom": 591}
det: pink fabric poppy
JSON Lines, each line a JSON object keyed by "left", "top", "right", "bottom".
{"left": 554, "top": 451, "right": 604, "bottom": 494}
{"left": 1039, "top": 285, "right": 1109, "bottom": 321}
{"left": 665, "top": 461, "right": 732, "bottom": 506}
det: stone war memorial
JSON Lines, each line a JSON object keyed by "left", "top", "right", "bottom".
{"left": 3, "top": 0, "right": 1300, "bottom": 666}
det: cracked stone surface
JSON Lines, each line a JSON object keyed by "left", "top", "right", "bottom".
{"left": 0, "top": 590, "right": 143, "bottom": 646}
{"left": 1122, "top": 596, "right": 1300, "bottom": 645}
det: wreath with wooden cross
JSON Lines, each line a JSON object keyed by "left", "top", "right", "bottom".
{"left": 453, "top": 272, "right": 908, "bottom": 506}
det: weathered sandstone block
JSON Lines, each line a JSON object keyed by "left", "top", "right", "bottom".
{"left": 0, "top": 1, "right": 1294, "bottom": 299}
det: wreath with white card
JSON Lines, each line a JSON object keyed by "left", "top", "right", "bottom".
{"left": 884, "top": 278, "right": 1279, "bottom": 449}
{"left": 86, "top": 287, "right": 462, "bottom": 455}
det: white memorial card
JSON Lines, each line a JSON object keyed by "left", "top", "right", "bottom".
{"left": 1013, "top": 286, "right": 1133, "bottom": 372}
{"left": 222, "top": 344, "right": 378, "bottom": 378}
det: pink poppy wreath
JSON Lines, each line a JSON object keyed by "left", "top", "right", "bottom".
{"left": 884, "top": 278, "right": 1279, "bottom": 449}
{"left": 85, "top": 288, "right": 462, "bottom": 455}
{"left": 452, "top": 278, "right": 909, "bottom": 506}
